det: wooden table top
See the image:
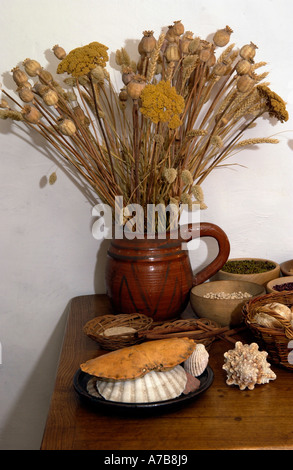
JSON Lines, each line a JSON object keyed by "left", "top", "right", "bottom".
{"left": 40, "top": 294, "right": 293, "bottom": 451}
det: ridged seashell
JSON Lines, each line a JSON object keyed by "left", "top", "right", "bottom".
{"left": 184, "top": 343, "right": 209, "bottom": 377}
{"left": 223, "top": 341, "right": 276, "bottom": 391}
{"left": 96, "top": 365, "right": 187, "bottom": 403}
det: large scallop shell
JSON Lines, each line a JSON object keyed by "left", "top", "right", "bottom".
{"left": 184, "top": 343, "right": 209, "bottom": 377}
{"left": 95, "top": 364, "right": 187, "bottom": 403}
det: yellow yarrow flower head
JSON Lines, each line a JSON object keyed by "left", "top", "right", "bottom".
{"left": 57, "top": 42, "right": 109, "bottom": 77}
{"left": 257, "top": 85, "right": 289, "bottom": 123}
{"left": 140, "top": 80, "right": 185, "bottom": 129}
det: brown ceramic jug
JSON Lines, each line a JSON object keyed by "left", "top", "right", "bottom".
{"left": 105, "top": 223, "right": 230, "bottom": 321}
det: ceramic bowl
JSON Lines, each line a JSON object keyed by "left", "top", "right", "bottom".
{"left": 190, "top": 280, "right": 266, "bottom": 327}
{"left": 266, "top": 276, "right": 293, "bottom": 294}
{"left": 280, "top": 259, "right": 293, "bottom": 277}
{"left": 214, "top": 258, "right": 280, "bottom": 287}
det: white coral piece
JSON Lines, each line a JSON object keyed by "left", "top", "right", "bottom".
{"left": 184, "top": 343, "right": 209, "bottom": 377}
{"left": 222, "top": 341, "right": 276, "bottom": 390}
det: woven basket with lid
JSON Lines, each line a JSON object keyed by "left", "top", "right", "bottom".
{"left": 242, "top": 291, "right": 293, "bottom": 370}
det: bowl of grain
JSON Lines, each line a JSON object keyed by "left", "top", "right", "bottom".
{"left": 214, "top": 258, "right": 280, "bottom": 287}
{"left": 190, "top": 280, "right": 266, "bottom": 327}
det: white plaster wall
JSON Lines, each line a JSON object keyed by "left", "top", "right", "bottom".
{"left": 0, "top": 0, "right": 292, "bottom": 450}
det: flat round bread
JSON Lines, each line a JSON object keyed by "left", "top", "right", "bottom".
{"left": 80, "top": 337, "right": 195, "bottom": 380}
{"left": 102, "top": 326, "right": 137, "bottom": 337}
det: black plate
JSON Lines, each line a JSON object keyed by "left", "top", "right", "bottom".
{"left": 73, "top": 366, "right": 214, "bottom": 413}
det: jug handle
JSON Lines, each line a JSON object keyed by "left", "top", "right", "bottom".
{"left": 181, "top": 223, "right": 230, "bottom": 286}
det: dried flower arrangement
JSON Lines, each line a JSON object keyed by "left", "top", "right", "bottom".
{"left": 0, "top": 21, "right": 289, "bottom": 231}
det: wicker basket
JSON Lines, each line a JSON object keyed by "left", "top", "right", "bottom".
{"left": 83, "top": 313, "right": 153, "bottom": 350}
{"left": 242, "top": 291, "right": 293, "bottom": 370}
{"left": 144, "top": 318, "right": 221, "bottom": 350}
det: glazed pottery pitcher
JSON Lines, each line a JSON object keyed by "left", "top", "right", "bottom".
{"left": 105, "top": 223, "right": 230, "bottom": 321}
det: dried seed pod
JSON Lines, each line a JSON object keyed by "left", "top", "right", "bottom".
{"left": 12, "top": 67, "right": 28, "bottom": 86}
{"left": 19, "top": 81, "right": 32, "bottom": 89}
{"left": 18, "top": 86, "right": 34, "bottom": 103}
{"left": 206, "top": 51, "right": 216, "bottom": 67}
{"left": 237, "top": 74, "right": 255, "bottom": 93}
{"left": 63, "top": 77, "right": 77, "bottom": 87}
{"left": 126, "top": 75, "right": 146, "bottom": 100}
{"left": 138, "top": 30, "right": 156, "bottom": 56}
{"left": 213, "top": 62, "right": 228, "bottom": 76}
{"left": 52, "top": 45, "right": 66, "bottom": 60}
{"left": 21, "top": 105, "right": 41, "bottom": 123}
{"left": 236, "top": 59, "right": 251, "bottom": 75}
{"left": 33, "top": 83, "right": 49, "bottom": 97}
{"left": 188, "top": 37, "right": 201, "bottom": 54}
{"left": 165, "top": 25, "right": 176, "bottom": 42}
{"left": 0, "top": 99, "right": 9, "bottom": 108}
{"left": 23, "top": 59, "right": 41, "bottom": 77}
{"left": 173, "top": 20, "right": 184, "bottom": 37}
{"left": 199, "top": 45, "right": 212, "bottom": 62}
{"left": 181, "top": 31, "right": 193, "bottom": 55}
{"left": 119, "top": 87, "right": 128, "bottom": 102}
{"left": 39, "top": 69, "right": 53, "bottom": 84}
{"left": 122, "top": 66, "right": 135, "bottom": 85}
{"left": 65, "top": 90, "right": 77, "bottom": 102}
{"left": 213, "top": 26, "right": 233, "bottom": 47}
{"left": 90, "top": 65, "right": 105, "bottom": 84}
{"left": 73, "top": 106, "right": 90, "bottom": 126}
{"left": 165, "top": 42, "right": 180, "bottom": 62}
{"left": 43, "top": 90, "right": 59, "bottom": 106}
{"left": 58, "top": 118, "right": 76, "bottom": 136}
{"left": 240, "top": 42, "right": 258, "bottom": 62}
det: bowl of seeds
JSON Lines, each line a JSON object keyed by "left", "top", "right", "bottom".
{"left": 190, "top": 280, "right": 266, "bottom": 327}
{"left": 280, "top": 259, "right": 293, "bottom": 277}
{"left": 214, "top": 258, "right": 280, "bottom": 287}
{"left": 266, "top": 275, "right": 293, "bottom": 294}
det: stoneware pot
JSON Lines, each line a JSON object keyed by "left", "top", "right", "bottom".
{"left": 105, "top": 223, "right": 230, "bottom": 321}
{"left": 214, "top": 257, "right": 280, "bottom": 287}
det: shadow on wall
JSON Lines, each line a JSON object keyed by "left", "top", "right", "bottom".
{"left": 93, "top": 237, "right": 111, "bottom": 294}
{"left": 0, "top": 302, "right": 70, "bottom": 450}
{"left": 0, "top": 238, "right": 111, "bottom": 450}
